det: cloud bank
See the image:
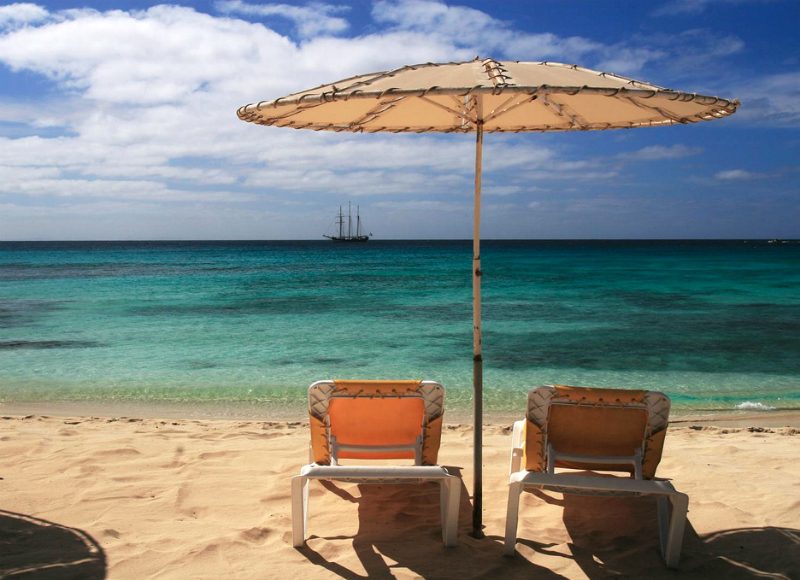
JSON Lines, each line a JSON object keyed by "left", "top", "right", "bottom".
{"left": 0, "top": 1, "right": 793, "bottom": 239}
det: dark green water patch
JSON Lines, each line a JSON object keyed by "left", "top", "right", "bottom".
{"left": 0, "top": 300, "right": 66, "bottom": 328}
{"left": 0, "top": 340, "right": 102, "bottom": 350}
{"left": 186, "top": 360, "right": 219, "bottom": 369}
{"left": 485, "top": 306, "right": 800, "bottom": 374}
{"left": 130, "top": 295, "right": 343, "bottom": 317}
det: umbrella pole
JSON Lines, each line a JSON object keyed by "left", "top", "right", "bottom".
{"left": 472, "top": 119, "right": 484, "bottom": 538}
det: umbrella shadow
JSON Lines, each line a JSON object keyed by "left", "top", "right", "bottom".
{"left": 515, "top": 488, "right": 800, "bottom": 578}
{"left": 297, "top": 466, "right": 561, "bottom": 579}
{"left": 0, "top": 509, "right": 107, "bottom": 579}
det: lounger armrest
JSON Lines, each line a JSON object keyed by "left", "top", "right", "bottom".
{"left": 509, "top": 420, "right": 525, "bottom": 475}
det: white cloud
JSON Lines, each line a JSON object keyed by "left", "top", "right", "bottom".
{"left": 594, "top": 47, "right": 668, "bottom": 77}
{"left": 215, "top": 0, "right": 350, "bottom": 38}
{"left": 0, "top": 3, "right": 48, "bottom": 29}
{"left": 564, "top": 195, "right": 637, "bottom": 214}
{"left": 623, "top": 144, "right": 703, "bottom": 161}
{"left": 0, "top": 199, "right": 287, "bottom": 240}
{"left": 485, "top": 185, "right": 524, "bottom": 197}
{"left": 652, "top": 0, "right": 770, "bottom": 17}
{"left": 654, "top": 0, "right": 717, "bottom": 15}
{"left": 596, "top": 29, "right": 743, "bottom": 81}
{"left": 370, "top": 0, "right": 742, "bottom": 79}
{"left": 714, "top": 169, "right": 764, "bottom": 180}
{"left": 724, "top": 72, "right": 800, "bottom": 127}
{"left": 373, "top": 199, "right": 464, "bottom": 211}
{"left": 373, "top": 0, "right": 495, "bottom": 37}
{"left": 0, "top": 5, "right": 299, "bottom": 105}
{"left": 0, "top": 163, "right": 60, "bottom": 182}
{"left": 1, "top": 174, "right": 256, "bottom": 202}
{"left": 372, "top": 0, "right": 606, "bottom": 65}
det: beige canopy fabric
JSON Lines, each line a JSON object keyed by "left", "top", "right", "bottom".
{"left": 237, "top": 58, "right": 738, "bottom": 133}
{"left": 237, "top": 57, "right": 739, "bottom": 538}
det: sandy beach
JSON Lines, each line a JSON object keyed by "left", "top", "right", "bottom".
{"left": 1, "top": 409, "right": 798, "bottom": 579}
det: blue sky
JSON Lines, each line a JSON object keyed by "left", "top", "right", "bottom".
{"left": 0, "top": 0, "right": 797, "bottom": 240}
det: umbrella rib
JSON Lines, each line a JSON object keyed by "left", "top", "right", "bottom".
{"left": 418, "top": 95, "right": 478, "bottom": 126}
{"left": 540, "top": 95, "right": 590, "bottom": 129}
{"left": 332, "top": 63, "right": 426, "bottom": 94}
{"left": 617, "top": 95, "right": 688, "bottom": 124}
{"left": 255, "top": 99, "right": 334, "bottom": 124}
{"left": 346, "top": 95, "right": 407, "bottom": 129}
{"left": 483, "top": 93, "right": 538, "bottom": 124}
{"left": 461, "top": 94, "right": 480, "bottom": 128}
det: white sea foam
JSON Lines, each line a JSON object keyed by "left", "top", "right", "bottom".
{"left": 735, "top": 401, "right": 776, "bottom": 411}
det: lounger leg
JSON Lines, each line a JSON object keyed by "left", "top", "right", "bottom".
{"left": 439, "top": 477, "right": 460, "bottom": 547}
{"left": 440, "top": 480, "right": 446, "bottom": 536}
{"left": 291, "top": 475, "right": 309, "bottom": 548}
{"left": 509, "top": 420, "right": 525, "bottom": 476}
{"left": 504, "top": 481, "right": 523, "bottom": 555}
{"left": 659, "top": 492, "right": 688, "bottom": 568}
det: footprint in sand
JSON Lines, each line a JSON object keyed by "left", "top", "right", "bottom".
{"left": 198, "top": 450, "right": 241, "bottom": 460}
{"left": 239, "top": 527, "right": 272, "bottom": 544}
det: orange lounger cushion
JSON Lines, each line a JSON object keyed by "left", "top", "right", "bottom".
{"left": 328, "top": 397, "right": 425, "bottom": 459}
{"left": 547, "top": 404, "right": 649, "bottom": 473}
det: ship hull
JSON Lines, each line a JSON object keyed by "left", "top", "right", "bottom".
{"left": 325, "top": 236, "right": 370, "bottom": 242}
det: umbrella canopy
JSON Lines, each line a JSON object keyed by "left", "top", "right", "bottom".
{"left": 237, "top": 58, "right": 739, "bottom": 537}
{"left": 237, "top": 58, "right": 737, "bottom": 132}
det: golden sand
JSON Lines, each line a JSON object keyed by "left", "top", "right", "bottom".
{"left": 1, "top": 413, "right": 798, "bottom": 578}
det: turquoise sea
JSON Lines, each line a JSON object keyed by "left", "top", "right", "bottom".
{"left": 1, "top": 240, "right": 798, "bottom": 418}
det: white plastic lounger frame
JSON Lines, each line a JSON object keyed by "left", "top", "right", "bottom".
{"left": 504, "top": 385, "right": 689, "bottom": 568}
{"left": 292, "top": 465, "right": 460, "bottom": 547}
{"left": 292, "top": 379, "right": 460, "bottom": 548}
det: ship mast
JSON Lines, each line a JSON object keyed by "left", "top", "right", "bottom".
{"left": 325, "top": 203, "right": 369, "bottom": 241}
{"left": 347, "top": 201, "right": 353, "bottom": 239}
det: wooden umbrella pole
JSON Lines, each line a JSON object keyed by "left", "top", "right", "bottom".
{"left": 472, "top": 118, "right": 484, "bottom": 538}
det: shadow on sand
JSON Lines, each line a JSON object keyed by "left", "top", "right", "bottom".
{"left": 0, "top": 510, "right": 106, "bottom": 579}
{"left": 295, "top": 467, "right": 561, "bottom": 579}
{"left": 515, "top": 489, "right": 800, "bottom": 578}
{"left": 295, "top": 476, "right": 799, "bottom": 579}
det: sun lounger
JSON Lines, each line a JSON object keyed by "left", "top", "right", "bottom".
{"left": 291, "top": 380, "right": 460, "bottom": 547}
{"left": 504, "top": 385, "right": 688, "bottom": 567}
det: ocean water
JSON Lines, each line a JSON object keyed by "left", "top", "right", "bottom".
{"left": 1, "top": 240, "right": 798, "bottom": 417}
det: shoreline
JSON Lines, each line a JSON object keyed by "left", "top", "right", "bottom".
{"left": 2, "top": 398, "right": 799, "bottom": 427}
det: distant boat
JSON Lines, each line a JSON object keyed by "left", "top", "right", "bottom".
{"left": 324, "top": 202, "right": 371, "bottom": 242}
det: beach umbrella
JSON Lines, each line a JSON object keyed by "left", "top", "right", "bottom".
{"left": 237, "top": 58, "right": 739, "bottom": 537}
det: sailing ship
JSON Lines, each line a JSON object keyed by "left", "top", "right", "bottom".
{"left": 324, "top": 202, "right": 371, "bottom": 242}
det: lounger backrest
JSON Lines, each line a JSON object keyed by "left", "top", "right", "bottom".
{"left": 308, "top": 380, "right": 444, "bottom": 465}
{"left": 328, "top": 397, "right": 425, "bottom": 460}
{"left": 523, "top": 385, "right": 670, "bottom": 479}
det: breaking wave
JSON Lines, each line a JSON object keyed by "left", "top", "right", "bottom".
{"left": 735, "top": 401, "right": 777, "bottom": 411}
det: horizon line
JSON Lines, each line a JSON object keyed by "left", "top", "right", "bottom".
{"left": 1, "top": 238, "right": 796, "bottom": 243}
